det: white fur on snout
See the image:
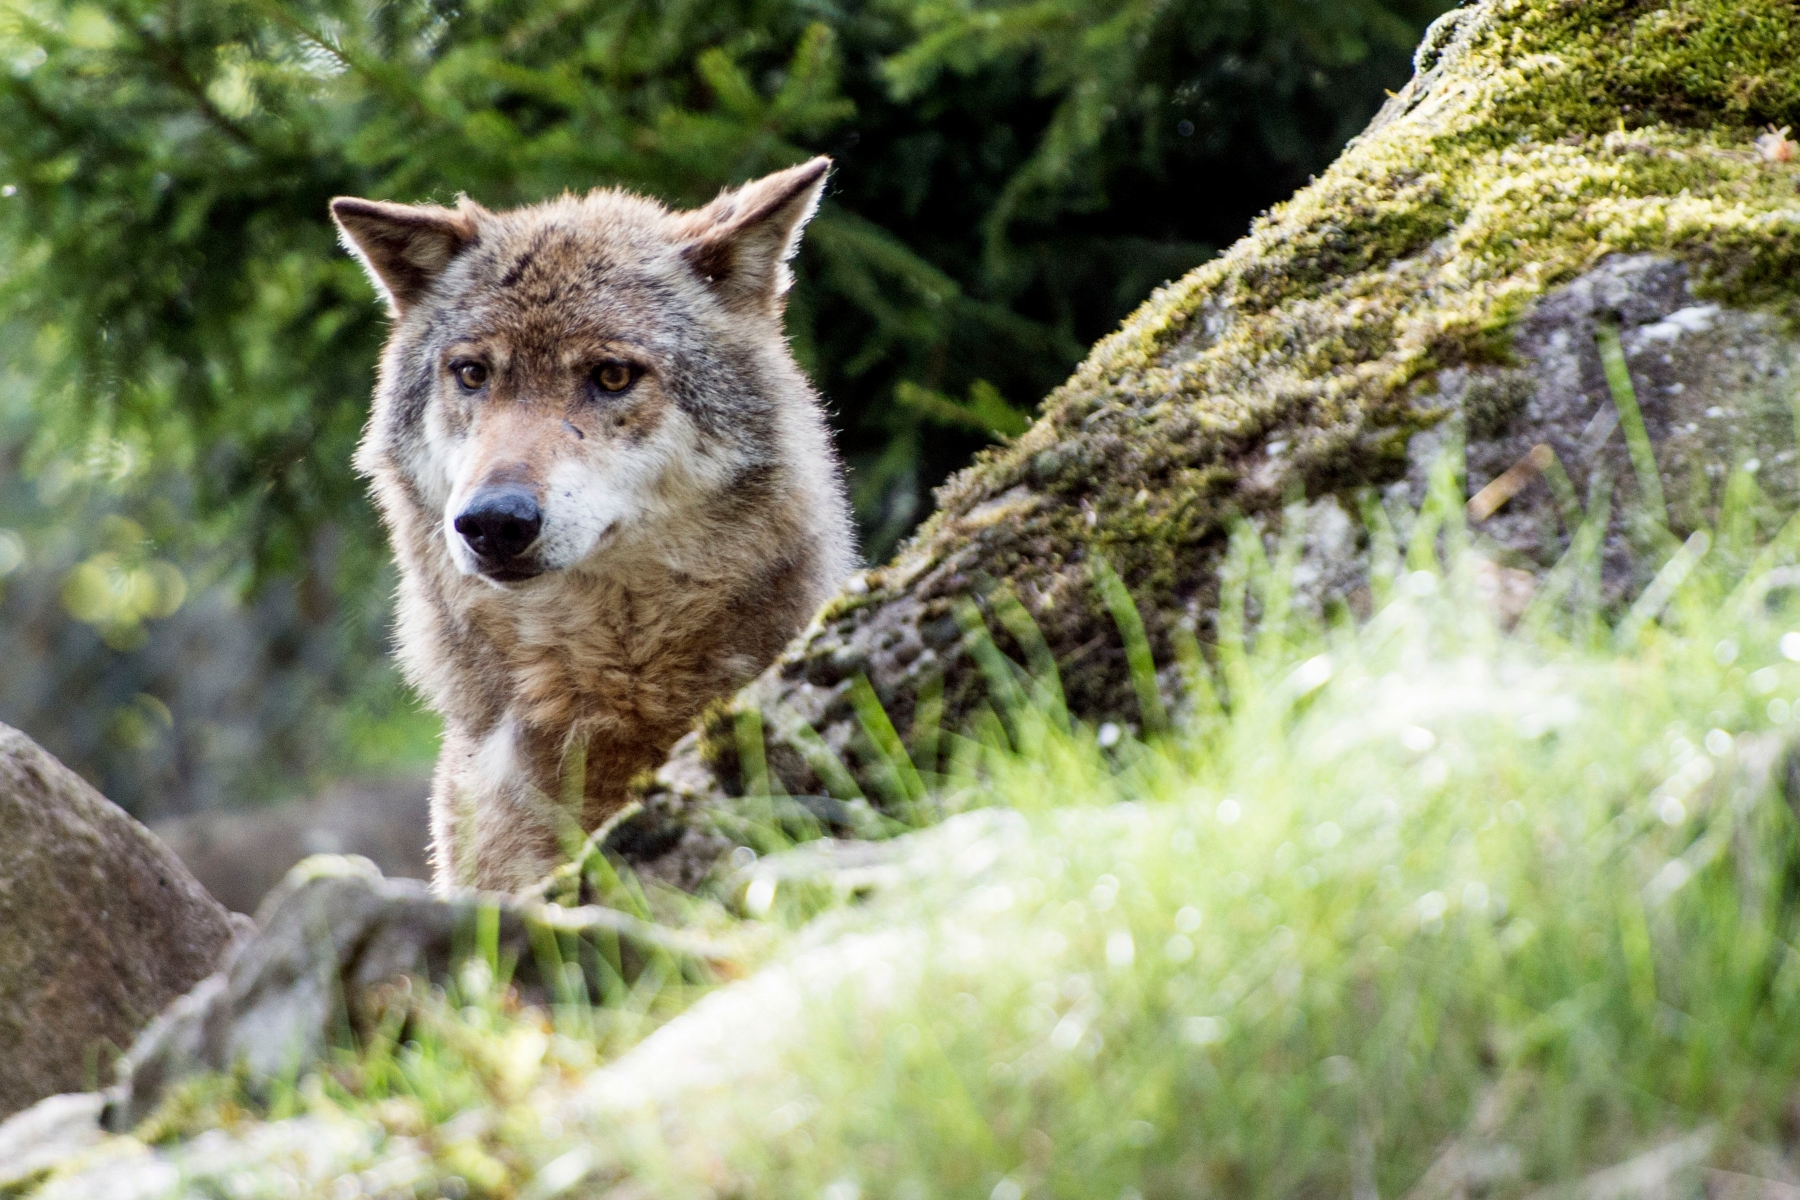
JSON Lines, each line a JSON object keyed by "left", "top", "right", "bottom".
{"left": 442, "top": 499, "right": 479, "bottom": 577}
{"left": 538, "top": 407, "right": 743, "bottom": 573}
{"left": 414, "top": 403, "right": 465, "bottom": 515}
{"left": 536, "top": 455, "right": 637, "bottom": 571}
{"left": 416, "top": 407, "right": 498, "bottom": 576}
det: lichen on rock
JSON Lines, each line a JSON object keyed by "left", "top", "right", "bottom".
{"left": 595, "top": 0, "right": 1800, "bottom": 890}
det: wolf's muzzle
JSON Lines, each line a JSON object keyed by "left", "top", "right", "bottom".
{"left": 454, "top": 487, "right": 544, "bottom": 580}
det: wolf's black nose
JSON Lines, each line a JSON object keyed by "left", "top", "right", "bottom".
{"left": 454, "top": 489, "right": 542, "bottom": 561}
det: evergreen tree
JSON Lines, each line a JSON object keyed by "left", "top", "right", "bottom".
{"left": 0, "top": 0, "right": 1448, "bottom": 569}
{"left": 0, "top": 0, "right": 1448, "bottom": 808}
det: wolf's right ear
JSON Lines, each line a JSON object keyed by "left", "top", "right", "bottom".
{"left": 331, "top": 197, "right": 481, "bottom": 315}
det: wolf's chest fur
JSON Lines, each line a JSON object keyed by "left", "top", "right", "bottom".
{"left": 335, "top": 157, "right": 852, "bottom": 892}
{"left": 408, "top": 544, "right": 805, "bottom": 798}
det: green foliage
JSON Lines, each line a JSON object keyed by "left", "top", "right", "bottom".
{"left": 0, "top": 0, "right": 1446, "bottom": 812}
{"left": 0, "top": 0, "right": 1448, "bottom": 577}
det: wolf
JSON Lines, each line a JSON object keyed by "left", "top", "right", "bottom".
{"left": 331, "top": 158, "right": 854, "bottom": 894}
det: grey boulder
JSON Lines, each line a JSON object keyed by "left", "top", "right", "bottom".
{"left": 0, "top": 723, "right": 240, "bottom": 1120}
{"left": 106, "top": 853, "right": 730, "bottom": 1131}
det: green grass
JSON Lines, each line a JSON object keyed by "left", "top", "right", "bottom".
{"left": 37, "top": 455, "right": 1800, "bottom": 1198}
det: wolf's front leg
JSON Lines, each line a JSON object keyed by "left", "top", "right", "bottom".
{"left": 428, "top": 717, "right": 582, "bottom": 894}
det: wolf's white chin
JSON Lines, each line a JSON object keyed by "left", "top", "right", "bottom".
{"left": 443, "top": 532, "right": 547, "bottom": 585}
{"left": 477, "top": 571, "right": 548, "bottom": 592}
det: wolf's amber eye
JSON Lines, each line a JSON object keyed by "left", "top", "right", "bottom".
{"left": 593, "top": 361, "right": 637, "bottom": 393}
{"left": 453, "top": 361, "right": 489, "bottom": 390}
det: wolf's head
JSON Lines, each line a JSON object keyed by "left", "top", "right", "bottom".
{"left": 333, "top": 159, "right": 839, "bottom": 587}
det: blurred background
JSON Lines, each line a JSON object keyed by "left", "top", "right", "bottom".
{"left": 0, "top": 0, "right": 1451, "bottom": 899}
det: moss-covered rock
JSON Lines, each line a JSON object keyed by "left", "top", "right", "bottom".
{"left": 601, "top": 0, "right": 1800, "bottom": 889}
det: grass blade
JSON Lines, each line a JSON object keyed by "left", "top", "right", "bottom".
{"left": 1614, "top": 531, "right": 1711, "bottom": 649}
{"left": 1089, "top": 552, "right": 1169, "bottom": 735}
{"left": 1596, "top": 323, "right": 1669, "bottom": 534}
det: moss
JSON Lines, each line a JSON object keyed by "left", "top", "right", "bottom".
{"left": 640, "top": 0, "right": 1800, "bottom": 835}
{"left": 913, "top": 0, "right": 1800, "bottom": 550}
{"left": 1490, "top": 0, "right": 1800, "bottom": 134}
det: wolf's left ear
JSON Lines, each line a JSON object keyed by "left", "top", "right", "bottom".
{"left": 331, "top": 196, "right": 482, "bottom": 315}
{"left": 676, "top": 157, "right": 831, "bottom": 314}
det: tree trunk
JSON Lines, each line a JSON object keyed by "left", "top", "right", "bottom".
{"left": 602, "top": 0, "right": 1800, "bottom": 890}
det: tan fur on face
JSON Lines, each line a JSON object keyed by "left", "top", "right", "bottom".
{"left": 333, "top": 159, "right": 853, "bottom": 893}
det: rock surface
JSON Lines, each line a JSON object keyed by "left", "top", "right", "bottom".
{"left": 0, "top": 723, "right": 239, "bottom": 1120}
{"left": 1420, "top": 254, "right": 1800, "bottom": 594}
{"left": 107, "top": 854, "right": 730, "bottom": 1131}
{"left": 0, "top": 812, "right": 1019, "bottom": 1196}
{"left": 599, "top": 0, "right": 1800, "bottom": 891}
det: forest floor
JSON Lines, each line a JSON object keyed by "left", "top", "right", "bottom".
{"left": 24, "top": 458, "right": 1800, "bottom": 1199}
